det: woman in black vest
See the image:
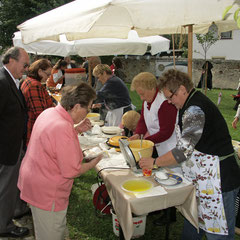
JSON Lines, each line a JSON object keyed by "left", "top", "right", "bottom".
{"left": 139, "top": 69, "right": 240, "bottom": 240}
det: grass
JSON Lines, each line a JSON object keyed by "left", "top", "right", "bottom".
{"left": 67, "top": 87, "right": 240, "bottom": 240}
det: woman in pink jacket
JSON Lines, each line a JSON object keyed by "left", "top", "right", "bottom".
{"left": 18, "top": 83, "right": 102, "bottom": 240}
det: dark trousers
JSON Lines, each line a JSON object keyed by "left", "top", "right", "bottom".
{"left": 236, "top": 190, "right": 240, "bottom": 228}
{"left": 0, "top": 146, "right": 28, "bottom": 233}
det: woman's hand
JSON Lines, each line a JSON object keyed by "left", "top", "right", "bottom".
{"left": 139, "top": 157, "right": 155, "bottom": 169}
{"left": 129, "top": 134, "right": 140, "bottom": 140}
{"left": 75, "top": 118, "right": 92, "bottom": 133}
{"left": 232, "top": 117, "right": 239, "bottom": 129}
{"left": 76, "top": 155, "right": 103, "bottom": 177}
{"left": 90, "top": 155, "right": 103, "bottom": 167}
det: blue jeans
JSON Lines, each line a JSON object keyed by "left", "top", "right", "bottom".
{"left": 181, "top": 187, "right": 239, "bottom": 240}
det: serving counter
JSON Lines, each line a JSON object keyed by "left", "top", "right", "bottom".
{"left": 79, "top": 129, "right": 198, "bottom": 240}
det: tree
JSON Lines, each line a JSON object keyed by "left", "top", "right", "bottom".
{"left": 195, "top": 30, "right": 219, "bottom": 60}
{"left": 0, "top": 0, "right": 72, "bottom": 51}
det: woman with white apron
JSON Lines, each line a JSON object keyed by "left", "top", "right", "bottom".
{"left": 92, "top": 64, "right": 132, "bottom": 126}
{"left": 139, "top": 69, "right": 240, "bottom": 240}
{"left": 130, "top": 72, "right": 182, "bottom": 226}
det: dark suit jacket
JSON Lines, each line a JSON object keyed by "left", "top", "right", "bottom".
{"left": 0, "top": 68, "right": 26, "bottom": 165}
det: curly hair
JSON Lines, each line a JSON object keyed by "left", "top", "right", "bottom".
{"left": 158, "top": 69, "right": 193, "bottom": 93}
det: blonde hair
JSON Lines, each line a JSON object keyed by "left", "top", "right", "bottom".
{"left": 121, "top": 110, "right": 140, "bottom": 131}
{"left": 131, "top": 72, "right": 157, "bottom": 91}
{"left": 93, "top": 64, "right": 112, "bottom": 77}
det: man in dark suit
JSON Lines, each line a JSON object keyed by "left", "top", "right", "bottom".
{"left": 0, "top": 47, "right": 30, "bottom": 238}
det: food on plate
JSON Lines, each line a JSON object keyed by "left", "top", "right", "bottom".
{"left": 108, "top": 136, "right": 128, "bottom": 147}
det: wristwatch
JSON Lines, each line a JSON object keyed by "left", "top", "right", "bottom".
{"left": 153, "top": 158, "right": 158, "bottom": 170}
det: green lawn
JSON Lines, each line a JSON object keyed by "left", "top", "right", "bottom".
{"left": 67, "top": 87, "right": 240, "bottom": 240}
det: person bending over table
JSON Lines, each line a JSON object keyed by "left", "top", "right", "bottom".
{"left": 92, "top": 64, "right": 133, "bottom": 126}
{"left": 130, "top": 72, "right": 181, "bottom": 226}
{"left": 130, "top": 72, "right": 181, "bottom": 173}
{"left": 139, "top": 69, "right": 240, "bottom": 240}
{"left": 21, "top": 58, "right": 54, "bottom": 146}
{"left": 18, "top": 83, "right": 102, "bottom": 240}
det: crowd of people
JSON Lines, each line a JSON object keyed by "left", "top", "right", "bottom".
{"left": 0, "top": 46, "right": 239, "bottom": 240}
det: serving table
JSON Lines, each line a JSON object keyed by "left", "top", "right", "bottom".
{"left": 79, "top": 130, "right": 199, "bottom": 240}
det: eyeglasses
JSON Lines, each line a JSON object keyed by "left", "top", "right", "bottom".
{"left": 166, "top": 88, "right": 179, "bottom": 101}
{"left": 23, "top": 63, "right": 29, "bottom": 69}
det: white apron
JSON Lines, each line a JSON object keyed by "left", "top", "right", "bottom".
{"left": 105, "top": 104, "right": 135, "bottom": 126}
{"left": 176, "top": 125, "right": 228, "bottom": 235}
{"left": 144, "top": 92, "right": 181, "bottom": 173}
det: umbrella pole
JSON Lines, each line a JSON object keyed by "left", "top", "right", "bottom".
{"left": 172, "top": 34, "right": 176, "bottom": 69}
{"left": 187, "top": 25, "right": 193, "bottom": 80}
{"left": 88, "top": 60, "right": 92, "bottom": 87}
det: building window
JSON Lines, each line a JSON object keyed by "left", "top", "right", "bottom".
{"left": 220, "top": 31, "right": 232, "bottom": 39}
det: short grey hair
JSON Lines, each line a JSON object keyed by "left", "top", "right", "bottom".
{"left": 60, "top": 82, "right": 96, "bottom": 111}
{"left": 2, "top": 47, "right": 22, "bottom": 64}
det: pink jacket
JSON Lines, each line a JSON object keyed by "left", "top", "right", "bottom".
{"left": 18, "top": 104, "right": 83, "bottom": 211}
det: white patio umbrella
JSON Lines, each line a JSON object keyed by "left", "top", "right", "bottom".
{"left": 12, "top": 31, "right": 74, "bottom": 57}
{"left": 18, "top": 0, "right": 239, "bottom": 44}
{"left": 13, "top": 30, "right": 170, "bottom": 57}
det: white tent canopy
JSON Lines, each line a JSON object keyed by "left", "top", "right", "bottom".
{"left": 13, "top": 30, "right": 170, "bottom": 57}
{"left": 18, "top": 0, "right": 239, "bottom": 44}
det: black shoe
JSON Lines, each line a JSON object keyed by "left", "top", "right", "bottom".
{"left": 14, "top": 208, "right": 32, "bottom": 219}
{"left": 0, "top": 226, "right": 29, "bottom": 238}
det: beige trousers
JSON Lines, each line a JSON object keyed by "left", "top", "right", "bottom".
{"left": 30, "top": 204, "right": 67, "bottom": 240}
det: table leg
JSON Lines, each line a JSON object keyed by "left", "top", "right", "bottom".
{"left": 165, "top": 223, "right": 170, "bottom": 240}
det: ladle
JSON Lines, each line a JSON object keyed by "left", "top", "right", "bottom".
{"left": 140, "top": 134, "right": 143, "bottom": 148}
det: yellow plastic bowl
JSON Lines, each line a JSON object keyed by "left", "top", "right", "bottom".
{"left": 86, "top": 113, "right": 100, "bottom": 121}
{"left": 129, "top": 139, "right": 154, "bottom": 162}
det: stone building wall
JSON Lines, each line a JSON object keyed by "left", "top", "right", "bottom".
{"left": 119, "top": 56, "right": 240, "bottom": 89}
{"left": 193, "top": 59, "right": 240, "bottom": 89}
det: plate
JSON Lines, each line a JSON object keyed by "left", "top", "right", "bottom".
{"left": 101, "top": 126, "right": 122, "bottom": 135}
{"left": 121, "top": 178, "right": 153, "bottom": 193}
{"left": 154, "top": 173, "right": 182, "bottom": 186}
{"left": 105, "top": 140, "right": 121, "bottom": 152}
